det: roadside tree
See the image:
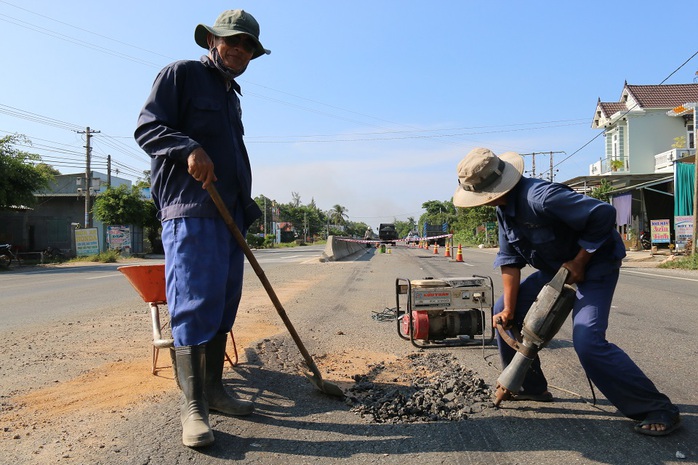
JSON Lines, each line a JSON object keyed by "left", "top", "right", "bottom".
{"left": 0, "top": 135, "right": 55, "bottom": 209}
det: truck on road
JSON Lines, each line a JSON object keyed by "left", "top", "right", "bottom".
{"left": 378, "top": 223, "right": 398, "bottom": 245}
{"left": 423, "top": 222, "right": 448, "bottom": 246}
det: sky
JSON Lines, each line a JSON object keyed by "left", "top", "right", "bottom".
{"left": 1, "top": 1, "right": 697, "bottom": 231}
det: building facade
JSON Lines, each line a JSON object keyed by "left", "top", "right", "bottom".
{"left": 0, "top": 171, "right": 144, "bottom": 256}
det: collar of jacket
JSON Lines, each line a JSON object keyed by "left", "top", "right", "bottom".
{"left": 200, "top": 54, "right": 242, "bottom": 95}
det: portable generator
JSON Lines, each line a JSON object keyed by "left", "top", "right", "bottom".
{"left": 395, "top": 275, "right": 495, "bottom": 348}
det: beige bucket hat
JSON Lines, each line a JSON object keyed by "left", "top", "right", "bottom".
{"left": 453, "top": 147, "right": 524, "bottom": 208}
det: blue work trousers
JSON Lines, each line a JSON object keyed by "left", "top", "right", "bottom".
{"left": 162, "top": 212, "right": 245, "bottom": 347}
{"left": 494, "top": 269, "right": 677, "bottom": 420}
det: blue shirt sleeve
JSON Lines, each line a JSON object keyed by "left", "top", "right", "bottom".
{"left": 493, "top": 207, "right": 528, "bottom": 269}
{"left": 541, "top": 183, "right": 616, "bottom": 253}
{"left": 135, "top": 62, "right": 201, "bottom": 162}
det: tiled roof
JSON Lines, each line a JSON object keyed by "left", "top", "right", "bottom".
{"left": 625, "top": 83, "right": 698, "bottom": 108}
{"left": 599, "top": 101, "right": 627, "bottom": 117}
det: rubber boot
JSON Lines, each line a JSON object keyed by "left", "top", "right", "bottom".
{"left": 170, "top": 348, "right": 180, "bottom": 389}
{"left": 175, "top": 345, "right": 214, "bottom": 448}
{"left": 205, "top": 332, "right": 254, "bottom": 416}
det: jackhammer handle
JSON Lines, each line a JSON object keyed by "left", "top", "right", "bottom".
{"left": 495, "top": 321, "right": 522, "bottom": 351}
{"left": 205, "top": 184, "right": 324, "bottom": 379}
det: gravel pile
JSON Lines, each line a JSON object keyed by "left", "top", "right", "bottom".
{"left": 345, "top": 352, "right": 493, "bottom": 423}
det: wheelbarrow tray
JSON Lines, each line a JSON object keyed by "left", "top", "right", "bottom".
{"left": 118, "top": 264, "right": 166, "bottom": 303}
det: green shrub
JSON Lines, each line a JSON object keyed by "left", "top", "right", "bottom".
{"left": 263, "top": 234, "right": 276, "bottom": 248}
{"left": 246, "top": 233, "right": 264, "bottom": 248}
{"left": 72, "top": 250, "right": 120, "bottom": 263}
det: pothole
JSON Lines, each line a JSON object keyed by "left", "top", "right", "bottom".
{"left": 345, "top": 352, "right": 493, "bottom": 423}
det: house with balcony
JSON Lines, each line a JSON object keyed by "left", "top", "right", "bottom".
{"left": 590, "top": 82, "right": 696, "bottom": 175}
{"left": 565, "top": 82, "right": 697, "bottom": 250}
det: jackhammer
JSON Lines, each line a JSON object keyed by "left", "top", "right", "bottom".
{"left": 493, "top": 267, "right": 577, "bottom": 407}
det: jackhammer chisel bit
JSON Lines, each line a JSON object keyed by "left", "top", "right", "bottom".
{"left": 493, "top": 267, "right": 576, "bottom": 407}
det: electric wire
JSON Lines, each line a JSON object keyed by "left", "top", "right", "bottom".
{"left": 0, "top": 12, "right": 162, "bottom": 68}
{"left": 246, "top": 120, "right": 588, "bottom": 144}
{"left": 0, "top": 104, "right": 83, "bottom": 132}
{"left": 0, "top": 0, "right": 174, "bottom": 61}
{"left": 371, "top": 307, "right": 397, "bottom": 322}
{"left": 0, "top": 2, "right": 596, "bottom": 150}
{"left": 1, "top": 2, "right": 696, "bottom": 199}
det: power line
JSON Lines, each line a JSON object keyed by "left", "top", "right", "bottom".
{"left": 245, "top": 120, "right": 588, "bottom": 144}
{"left": 0, "top": 104, "right": 83, "bottom": 131}
{"left": 0, "top": 2, "right": 590, "bottom": 152}
{"left": 0, "top": 0, "right": 175, "bottom": 61}
{"left": 2, "top": 2, "right": 696, "bottom": 192}
{"left": 2, "top": 127, "right": 146, "bottom": 179}
{"left": 0, "top": 12, "right": 162, "bottom": 68}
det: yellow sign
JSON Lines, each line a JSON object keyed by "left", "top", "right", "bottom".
{"left": 75, "top": 228, "right": 100, "bottom": 256}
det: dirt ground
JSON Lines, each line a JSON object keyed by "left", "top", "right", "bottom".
{"left": 0, "top": 272, "right": 399, "bottom": 462}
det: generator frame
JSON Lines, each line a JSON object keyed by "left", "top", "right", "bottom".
{"left": 395, "top": 275, "right": 495, "bottom": 348}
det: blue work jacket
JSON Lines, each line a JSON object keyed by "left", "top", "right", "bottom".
{"left": 493, "top": 177, "right": 626, "bottom": 279}
{"left": 134, "top": 56, "right": 261, "bottom": 227}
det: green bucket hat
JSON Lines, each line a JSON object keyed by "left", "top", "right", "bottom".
{"left": 194, "top": 10, "right": 270, "bottom": 59}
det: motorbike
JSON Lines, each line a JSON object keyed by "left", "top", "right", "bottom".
{"left": 43, "top": 246, "right": 66, "bottom": 261}
{"left": 0, "top": 243, "right": 17, "bottom": 268}
{"left": 639, "top": 231, "right": 651, "bottom": 250}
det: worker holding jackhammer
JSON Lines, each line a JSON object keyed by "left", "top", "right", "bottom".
{"left": 134, "top": 10, "right": 270, "bottom": 448}
{"left": 452, "top": 147, "right": 681, "bottom": 436}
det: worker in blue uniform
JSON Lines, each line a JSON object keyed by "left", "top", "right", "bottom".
{"left": 452, "top": 147, "right": 681, "bottom": 436}
{"left": 135, "top": 10, "right": 269, "bottom": 447}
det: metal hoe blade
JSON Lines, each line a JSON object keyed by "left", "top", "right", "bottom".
{"left": 207, "top": 184, "right": 344, "bottom": 398}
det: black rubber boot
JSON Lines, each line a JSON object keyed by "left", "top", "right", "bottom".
{"left": 175, "top": 345, "right": 214, "bottom": 448}
{"left": 170, "top": 348, "right": 180, "bottom": 389}
{"left": 205, "top": 332, "right": 254, "bottom": 416}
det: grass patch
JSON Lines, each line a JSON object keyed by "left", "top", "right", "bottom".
{"left": 658, "top": 254, "right": 698, "bottom": 270}
{"left": 70, "top": 250, "right": 121, "bottom": 263}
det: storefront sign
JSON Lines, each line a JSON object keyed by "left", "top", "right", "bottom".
{"left": 674, "top": 216, "right": 694, "bottom": 249}
{"left": 107, "top": 225, "right": 132, "bottom": 254}
{"left": 650, "top": 219, "right": 671, "bottom": 244}
{"left": 75, "top": 228, "right": 100, "bottom": 256}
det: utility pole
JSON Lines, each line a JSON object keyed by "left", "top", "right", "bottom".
{"left": 520, "top": 152, "right": 537, "bottom": 178}
{"left": 693, "top": 104, "right": 698, "bottom": 255}
{"left": 545, "top": 151, "right": 566, "bottom": 181}
{"left": 107, "top": 155, "right": 111, "bottom": 188}
{"left": 77, "top": 127, "right": 100, "bottom": 228}
{"left": 521, "top": 151, "right": 565, "bottom": 181}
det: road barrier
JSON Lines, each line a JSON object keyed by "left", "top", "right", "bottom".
{"left": 321, "top": 235, "right": 368, "bottom": 261}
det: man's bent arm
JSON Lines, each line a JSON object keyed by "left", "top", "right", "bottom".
{"left": 495, "top": 265, "right": 521, "bottom": 328}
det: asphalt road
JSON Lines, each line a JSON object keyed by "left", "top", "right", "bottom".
{"left": 1, "top": 245, "right": 696, "bottom": 464}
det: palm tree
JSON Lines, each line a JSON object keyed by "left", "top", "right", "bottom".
{"left": 329, "top": 204, "right": 348, "bottom": 226}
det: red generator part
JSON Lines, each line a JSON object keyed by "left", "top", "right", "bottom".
{"left": 401, "top": 311, "right": 430, "bottom": 340}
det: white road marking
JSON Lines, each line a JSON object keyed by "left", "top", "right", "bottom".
{"left": 86, "top": 273, "right": 122, "bottom": 280}
{"left": 621, "top": 269, "right": 698, "bottom": 282}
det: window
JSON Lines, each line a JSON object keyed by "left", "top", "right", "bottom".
{"left": 687, "top": 123, "right": 694, "bottom": 149}
{"left": 612, "top": 133, "right": 619, "bottom": 159}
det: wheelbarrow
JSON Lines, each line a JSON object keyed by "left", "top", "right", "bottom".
{"left": 118, "top": 263, "right": 238, "bottom": 374}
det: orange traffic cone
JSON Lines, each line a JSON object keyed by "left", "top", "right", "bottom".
{"left": 433, "top": 243, "right": 439, "bottom": 254}
{"left": 455, "top": 244, "right": 463, "bottom": 262}
{"left": 444, "top": 243, "right": 451, "bottom": 258}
